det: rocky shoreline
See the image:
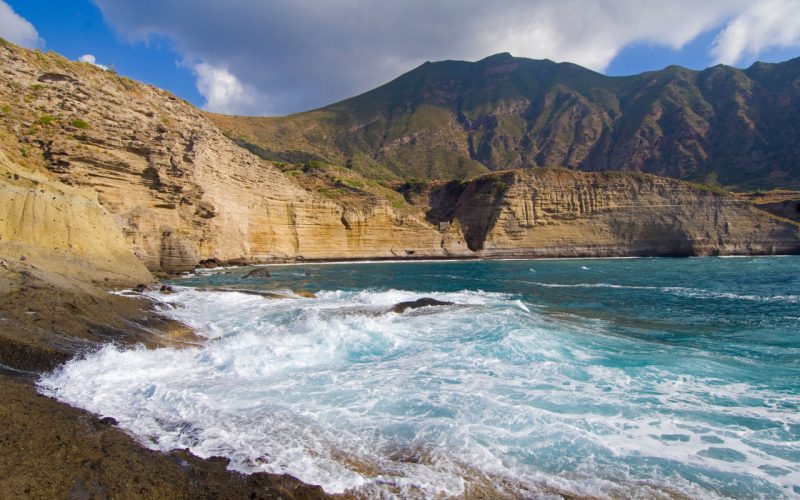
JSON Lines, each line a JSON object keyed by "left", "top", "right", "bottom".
{"left": 8, "top": 251, "right": 800, "bottom": 499}
{"left": 0, "top": 255, "right": 589, "bottom": 499}
{"left": 0, "top": 257, "right": 330, "bottom": 499}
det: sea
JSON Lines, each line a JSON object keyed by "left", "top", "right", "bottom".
{"left": 38, "top": 257, "right": 800, "bottom": 498}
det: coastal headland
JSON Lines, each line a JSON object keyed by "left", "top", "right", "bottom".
{"left": 1, "top": 39, "right": 799, "bottom": 497}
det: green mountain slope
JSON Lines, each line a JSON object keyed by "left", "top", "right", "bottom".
{"left": 209, "top": 53, "right": 800, "bottom": 189}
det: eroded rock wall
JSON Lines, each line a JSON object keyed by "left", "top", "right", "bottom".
{"left": 0, "top": 149, "right": 151, "bottom": 284}
{"left": 438, "top": 170, "right": 800, "bottom": 258}
{"left": 0, "top": 45, "right": 469, "bottom": 272}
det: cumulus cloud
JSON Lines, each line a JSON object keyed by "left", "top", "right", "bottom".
{"left": 712, "top": 0, "right": 800, "bottom": 65}
{"left": 90, "top": 0, "right": 798, "bottom": 115}
{"left": 0, "top": 0, "right": 43, "bottom": 48}
{"left": 78, "top": 54, "right": 109, "bottom": 70}
{"left": 192, "top": 62, "right": 267, "bottom": 115}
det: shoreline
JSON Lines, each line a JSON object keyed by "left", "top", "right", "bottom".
{"left": 186, "top": 252, "right": 799, "bottom": 273}
{"left": 0, "top": 258, "right": 331, "bottom": 499}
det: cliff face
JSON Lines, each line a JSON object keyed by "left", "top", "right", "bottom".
{"left": 737, "top": 190, "right": 800, "bottom": 223}
{"left": 0, "top": 147, "right": 151, "bottom": 285}
{"left": 212, "top": 53, "right": 800, "bottom": 189}
{"left": 430, "top": 170, "right": 800, "bottom": 258}
{"left": 0, "top": 42, "right": 797, "bottom": 275}
{"left": 0, "top": 43, "right": 468, "bottom": 273}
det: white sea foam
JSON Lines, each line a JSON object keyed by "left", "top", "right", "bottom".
{"left": 38, "top": 287, "right": 800, "bottom": 498}
{"left": 661, "top": 287, "right": 800, "bottom": 303}
{"left": 527, "top": 281, "right": 657, "bottom": 289}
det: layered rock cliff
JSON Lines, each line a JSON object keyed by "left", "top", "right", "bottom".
{"left": 0, "top": 43, "right": 465, "bottom": 273}
{"left": 427, "top": 170, "right": 800, "bottom": 258}
{"left": 0, "top": 42, "right": 797, "bottom": 276}
{"left": 0, "top": 145, "right": 151, "bottom": 285}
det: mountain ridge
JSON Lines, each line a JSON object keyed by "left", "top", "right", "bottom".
{"left": 209, "top": 53, "right": 800, "bottom": 189}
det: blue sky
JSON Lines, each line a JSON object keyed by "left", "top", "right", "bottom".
{"left": 3, "top": 0, "right": 800, "bottom": 115}
{"left": 606, "top": 28, "right": 800, "bottom": 76}
{"left": 6, "top": 0, "right": 203, "bottom": 105}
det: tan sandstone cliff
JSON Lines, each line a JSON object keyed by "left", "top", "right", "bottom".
{"left": 0, "top": 42, "right": 797, "bottom": 277}
{"left": 0, "top": 146, "right": 151, "bottom": 285}
{"left": 429, "top": 169, "right": 800, "bottom": 258}
{"left": 0, "top": 43, "right": 473, "bottom": 274}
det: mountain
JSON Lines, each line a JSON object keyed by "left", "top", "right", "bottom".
{"left": 209, "top": 53, "right": 800, "bottom": 189}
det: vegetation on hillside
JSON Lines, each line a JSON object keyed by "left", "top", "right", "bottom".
{"left": 209, "top": 53, "right": 800, "bottom": 190}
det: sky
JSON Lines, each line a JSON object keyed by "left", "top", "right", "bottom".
{"left": 2, "top": 0, "right": 800, "bottom": 117}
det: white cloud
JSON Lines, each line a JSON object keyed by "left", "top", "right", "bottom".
{"left": 0, "top": 0, "right": 42, "bottom": 48}
{"left": 192, "top": 62, "right": 264, "bottom": 115}
{"left": 78, "top": 54, "right": 109, "bottom": 70}
{"left": 90, "top": 0, "right": 798, "bottom": 115}
{"left": 712, "top": 0, "right": 800, "bottom": 65}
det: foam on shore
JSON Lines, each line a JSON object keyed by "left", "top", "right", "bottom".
{"left": 40, "top": 280, "right": 800, "bottom": 497}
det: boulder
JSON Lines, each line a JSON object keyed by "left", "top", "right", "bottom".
{"left": 390, "top": 297, "right": 453, "bottom": 313}
{"left": 242, "top": 267, "right": 271, "bottom": 279}
{"left": 197, "top": 258, "right": 221, "bottom": 269}
{"left": 98, "top": 416, "right": 118, "bottom": 426}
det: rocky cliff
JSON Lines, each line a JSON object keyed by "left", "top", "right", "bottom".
{"left": 0, "top": 145, "right": 151, "bottom": 284}
{"left": 427, "top": 169, "right": 800, "bottom": 258}
{"left": 0, "top": 43, "right": 464, "bottom": 273}
{"left": 0, "top": 42, "right": 798, "bottom": 276}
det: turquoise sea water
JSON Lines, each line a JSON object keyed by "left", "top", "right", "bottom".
{"left": 40, "top": 257, "right": 800, "bottom": 497}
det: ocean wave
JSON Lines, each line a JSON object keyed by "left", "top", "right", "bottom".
{"left": 38, "top": 282, "right": 800, "bottom": 498}
{"left": 526, "top": 282, "right": 656, "bottom": 290}
{"left": 661, "top": 287, "right": 800, "bottom": 303}
{"left": 527, "top": 282, "right": 800, "bottom": 303}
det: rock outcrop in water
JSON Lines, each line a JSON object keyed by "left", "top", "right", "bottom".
{"left": 0, "top": 41, "right": 798, "bottom": 280}
{"left": 391, "top": 297, "right": 454, "bottom": 313}
{"left": 242, "top": 267, "right": 272, "bottom": 279}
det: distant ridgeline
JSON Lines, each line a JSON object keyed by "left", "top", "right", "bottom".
{"left": 210, "top": 53, "right": 800, "bottom": 190}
